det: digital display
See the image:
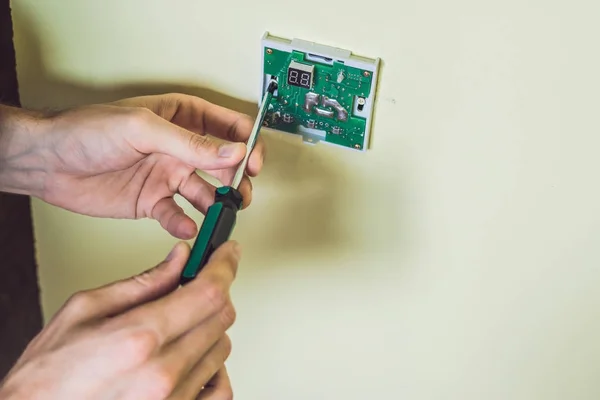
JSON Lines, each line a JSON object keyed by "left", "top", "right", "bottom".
{"left": 287, "top": 67, "right": 312, "bottom": 89}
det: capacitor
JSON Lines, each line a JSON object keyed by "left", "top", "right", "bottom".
{"left": 357, "top": 97, "right": 366, "bottom": 111}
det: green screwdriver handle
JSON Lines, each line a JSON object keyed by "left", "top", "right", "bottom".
{"left": 179, "top": 78, "right": 277, "bottom": 286}
{"left": 179, "top": 186, "right": 243, "bottom": 285}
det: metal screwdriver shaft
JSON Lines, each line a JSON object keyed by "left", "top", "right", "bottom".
{"left": 231, "top": 81, "right": 276, "bottom": 190}
{"left": 180, "top": 80, "right": 277, "bottom": 285}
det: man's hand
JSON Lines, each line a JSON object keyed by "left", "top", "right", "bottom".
{"left": 0, "top": 94, "right": 265, "bottom": 239}
{"left": 0, "top": 241, "right": 240, "bottom": 399}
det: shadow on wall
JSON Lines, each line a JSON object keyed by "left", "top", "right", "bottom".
{"left": 12, "top": 6, "right": 404, "bottom": 271}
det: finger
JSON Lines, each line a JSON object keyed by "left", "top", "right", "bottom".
{"left": 152, "top": 197, "right": 198, "bottom": 240}
{"left": 163, "top": 94, "right": 255, "bottom": 144}
{"left": 178, "top": 172, "right": 217, "bottom": 215}
{"left": 204, "top": 166, "right": 236, "bottom": 187}
{"left": 167, "top": 336, "right": 232, "bottom": 400}
{"left": 122, "top": 241, "right": 242, "bottom": 347}
{"left": 152, "top": 301, "right": 235, "bottom": 392}
{"left": 237, "top": 175, "right": 253, "bottom": 209}
{"left": 129, "top": 110, "right": 246, "bottom": 171}
{"left": 196, "top": 367, "right": 233, "bottom": 400}
{"left": 155, "top": 95, "right": 266, "bottom": 177}
{"left": 203, "top": 136, "right": 265, "bottom": 179}
{"left": 56, "top": 242, "right": 189, "bottom": 324}
{"left": 200, "top": 168, "right": 252, "bottom": 209}
{"left": 125, "top": 93, "right": 255, "bottom": 143}
{"left": 202, "top": 166, "right": 246, "bottom": 189}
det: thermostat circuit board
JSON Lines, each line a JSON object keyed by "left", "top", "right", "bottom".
{"left": 260, "top": 33, "right": 380, "bottom": 152}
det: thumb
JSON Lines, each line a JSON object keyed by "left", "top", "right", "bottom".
{"left": 70, "top": 242, "right": 191, "bottom": 321}
{"left": 133, "top": 113, "right": 246, "bottom": 170}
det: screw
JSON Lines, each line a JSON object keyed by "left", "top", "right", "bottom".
{"left": 266, "top": 48, "right": 273, "bottom": 54}
{"left": 363, "top": 71, "right": 371, "bottom": 77}
{"left": 354, "top": 144, "right": 361, "bottom": 149}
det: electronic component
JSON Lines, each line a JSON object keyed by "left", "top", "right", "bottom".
{"left": 304, "top": 92, "right": 320, "bottom": 112}
{"left": 287, "top": 60, "right": 314, "bottom": 89}
{"left": 357, "top": 97, "right": 366, "bottom": 111}
{"left": 321, "top": 96, "right": 348, "bottom": 121}
{"left": 315, "top": 108, "right": 335, "bottom": 118}
{"left": 260, "top": 32, "right": 380, "bottom": 152}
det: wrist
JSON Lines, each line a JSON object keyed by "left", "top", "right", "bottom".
{"left": 0, "top": 104, "right": 49, "bottom": 198}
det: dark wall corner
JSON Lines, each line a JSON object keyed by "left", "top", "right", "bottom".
{"left": 0, "top": 0, "right": 43, "bottom": 378}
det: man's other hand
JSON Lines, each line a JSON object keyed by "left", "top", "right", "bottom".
{"left": 0, "top": 241, "right": 241, "bottom": 399}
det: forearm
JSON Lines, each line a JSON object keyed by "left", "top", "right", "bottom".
{"left": 0, "top": 104, "right": 47, "bottom": 197}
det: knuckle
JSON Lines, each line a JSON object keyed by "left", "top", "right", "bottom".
{"left": 120, "top": 328, "right": 160, "bottom": 363}
{"left": 147, "top": 365, "right": 176, "bottom": 398}
{"left": 221, "top": 335, "right": 233, "bottom": 359}
{"left": 203, "top": 279, "right": 228, "bottom": 312}
{"left": 214, "top": 246, "right": 240, "bottom": 277}
{"left": 124, "top": 107, "right": 153, "bottom": 129}
{"left": 131, "top": 268, "right": 157, "bottom": 288}
{"left": 133, "top": 106, "right": 154, "bottom": 119}
{"left": 188, "top": 133, "right": 213, "bottom": 152}
{"left": 62, "top": 291, "right": 93, "bottom": 319}
{"left": 220, "top": 302, "right": 237, "bottom": 328}
{"left": 227, "top": 257, "right": 240, "bottom": 278}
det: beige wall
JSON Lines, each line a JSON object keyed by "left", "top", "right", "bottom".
{"left": 11, "top": 1, "right": 600, "bottom": 399}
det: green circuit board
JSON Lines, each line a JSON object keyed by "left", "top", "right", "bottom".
{"left": 262, "top": 47, "right": 374, "bottom": 151}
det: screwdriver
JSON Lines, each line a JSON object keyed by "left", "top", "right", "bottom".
{"left": 180, "top": 79, "right": 278, "bottom": 285}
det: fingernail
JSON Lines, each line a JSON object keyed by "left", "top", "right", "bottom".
{"left": 165, "top": 243, "right": 179, "bottom": 261}
{"left": 219, "top": 143, "right": 243, "bottom": 158}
